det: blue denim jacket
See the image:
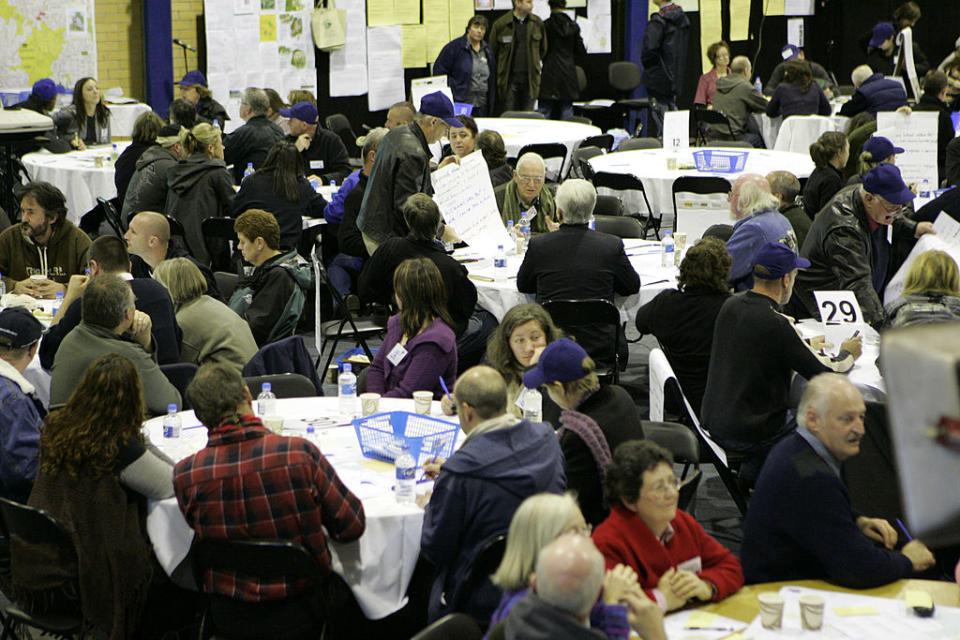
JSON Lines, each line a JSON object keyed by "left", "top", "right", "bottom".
{"left": 0, "top": 359, "right": 44, "bottom": 503}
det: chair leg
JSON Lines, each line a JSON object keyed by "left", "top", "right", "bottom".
{"left": 714, "top": 462, "right": 750, "bottom": 516}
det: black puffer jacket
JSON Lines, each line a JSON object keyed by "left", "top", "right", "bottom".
{"left": 164, "top": 153, "right": 235, "bottom": 264}
{"left": 122, "top": 145, "right": 179, "bottom": 223}
{"left": 538, "top": 12, "right": 585, "bottom": 101}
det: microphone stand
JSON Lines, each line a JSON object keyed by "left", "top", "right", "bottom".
{"left": 173, "top": 39, "right": 192, "bottom": 76}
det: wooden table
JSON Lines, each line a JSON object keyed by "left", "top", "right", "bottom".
{"left": 698, "top": 579, "right": 960, "bottom": 623}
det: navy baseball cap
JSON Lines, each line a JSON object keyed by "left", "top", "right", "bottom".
{"left": 0, "top": 307, "right": 43, "bottom": 348}
{"left": 753, "top": 242, "right": 810, "bottom": 279}
{"left": 781, "top": 44, "right": 800, "bottom": 61}
{"left": 279, "top": 101, "right": 319, "bottom": 124}
{"left": 522, "top": 339, "right": 590, "bottom": 389}
{"left": 178, "top": 70, "right": 207, "bottom": 87}
{"left": 869, "top": 22, "right": 895, "bottom": 48}
{"left": 419, "top": 92, "right": 464, "bottom": 128}
{"left": 863, "top": 136, "right": 904, "bottom": 161}
{"left": 863, "top": 163, "right": 914, "bottom": 206}
{"left": 32, "top": 79, "right": 57, "bottom": 101}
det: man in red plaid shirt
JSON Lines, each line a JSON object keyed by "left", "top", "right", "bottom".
{"left": 173, "top": 363, "right": 365, "bottom": 633}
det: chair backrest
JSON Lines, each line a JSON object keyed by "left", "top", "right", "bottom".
{"left": 0, "top": 497, "right": 74, "bottom": 550}
{"left": 159, "top": 363, "right": 199, "bottom": 408}
{"left": 595, "top": 214, "right": 643, "bottom": 238}
{"left": 711, "top": 139, "right": 754, "bottom": 148}
{"left": 572, "top": 146, "right": 603, "bottom": 180}
{"left": 192, "top": 538, "right": 324, "bottom": 589}
{"left": 618, "top": 137, "right": 662, "bottom": 151}
{"left": 517, "top": 142, "right": 568, "bottom": 183}
{"left": 694, "top": 109, "right": 735, "bottom": 142}
{"left": 592, "top": 171, "right": 652, "bottom": 215}
{"left": 98, "top": 196, "right": 125, "bottom": 234}
{"left": 501, "top": 110, "right": 545, "bottom": 119}
{"left": 326, "top": 113, "right": 360, "bottom": 157}
{"left": 773, "top": 114, "right": 838, "bottom": 153}
{"left": 565, "top": 114, "right": 592, "bottom": 125}
{"left": 214, "top": 271, "right": 239, "bottom": 301}
{"left": 575, "top": 66, "right": 587, "bottom": 93}
{"left": 411, "top": 613, "right": 482, "bottom": 640}
{"left": 608, "top": 61, "right": 642, "bottom": 93}
{"left": 201, "top": 216, "right": 239, "bottom": 272}
{"left": 542, "top": 299, "right": 622, "bottom": 376}
{"left": 452, "top": 534, "right": 506, "bottom": 612}
{"left": 592, "top": 195, "right": 623, "bottom": 217}
{"left": 671, "top": 175, "right": 731, "bottom": 239}
{"left": 244, "top": 373, "right": 318, "bottom": 398}
{"left": 579, "top": 134, "right": 614, "bottom": 152}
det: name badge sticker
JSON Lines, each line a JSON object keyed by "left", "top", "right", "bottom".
{"left": 387, "top": 343, "right": 408, "bottom": 366}
{"left": 309, "top": 160, "right": 325, "bottom": 169}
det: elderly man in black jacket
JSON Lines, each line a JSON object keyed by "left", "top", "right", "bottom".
{"left": 282, "top": 101, "right": 352, "bottom": 186}
{"left": 223, "top": 88, "right": 285, "bottom": 184}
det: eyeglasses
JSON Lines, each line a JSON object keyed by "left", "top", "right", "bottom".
{"left": 869, "top": 194, "right": 904, "bottom": 214}
{"left": 645, "top": 477, "right": 680, "bottom": 497}
{"left": 516, "top": 174, "right": 544, "bottom": 184}
{"left": 561, "top": 523, "right": 593, "bottom": 536}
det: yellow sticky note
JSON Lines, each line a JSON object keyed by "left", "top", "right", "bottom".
{"left": 395, "top": 0, "right": 420, "bottom": 24}
{"left": 360, "top": 459, "right": 395, "bottom": 473}
{"left": 700, "top": 0, "right": 722, "bottom": 74}
{"left": 832, "top": 606, "right": 879, "bottom": 617}
{"left": 402, "top": 24, "right": 427, "bottom": 68}
{"left": 684, "top": 611, "right": 718, "bottom": 629}
{"left": 730, "top": 0, "right": 750, "bottom": 41}
{"left": 763, "top": 0, "right": 785, "bottom": 15}
{"left": 259, "top": 14, "right": 277, "bottom": 42}
{"left": 367, "top": 0, "right": 397, "bottom": 26}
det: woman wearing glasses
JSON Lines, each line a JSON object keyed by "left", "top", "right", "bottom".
{"left": 592, "top": 440, "right": 743, "bottom": 612}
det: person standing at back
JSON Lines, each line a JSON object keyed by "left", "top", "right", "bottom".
{"left": 641, "top": 1, "right": 690, "bottom": 112}
{"left": 537, "top": 0, "right": 586, "bottom": 120}
{"left": 490, "top": 0, "right": 548, "bottom": 114}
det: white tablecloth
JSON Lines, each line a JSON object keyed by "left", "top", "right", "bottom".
{"left": 22, "top": 142, "right": 131, "bottom": 223}
{"left": 474, "top": 117, "right": 601, "bottom": 177}
{"left": 587, "top": 148, "right": 816, "bottom": 216}
{"left": 144, "top": 396, "right": 460, "bottom": 620}
{"left": 107, "top": 103, "right": 153, "bottom": 138}
{"left": 459, "top": 238, "right": 677, "bottom": 323}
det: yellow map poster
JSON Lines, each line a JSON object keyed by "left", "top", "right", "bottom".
{"left": 0, "top": 0, "right": 96, "bottom": 87}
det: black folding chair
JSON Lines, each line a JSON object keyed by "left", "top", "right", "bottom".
{"left": 500, "top": 110, "right": 545, "bottom": 119}
{"left": 542, "top": 299, "right": 623, "bottom": 383}
{"left": 325, "top": 113, "right": 361, "bottom": 159}
{"left": 201, "top": 217, "right": 239, "bottom": 273}
{"left": 78, "top": 197, "right": 124, "bottom": 239}
{"left": 609, "top": 61, "right": 661, "bottom": 136}
{"left": 618, "top": 137, "right": 662, "bottom": 151}
{"left": 451, "top": 534, "right": 506, "bottom": 629}
{"left": 579, "top": 134, "right": 614, "bottom": 152}
{"left": 516, "top": 142, "right": 568, "bottom": 183}
{"left": 694, "top": 108, "right": 736, "bottom": 145}
{"left": 159, "top": 363, "right": 198, "bottom": 409}
{"left": 671, "top": 176, "right": 731, "bottom": 234}
{"left": 214, "top": 271, "right": 240, "bottom": 301}
{"left": 591, "top": 171, "right": 661, "bottom": 239}
{"left": 243, "top": 373, "right": 318, "bottom": 399}
{"left": 571, "top": 146, "right": 603, "bottom": 180}
{"left": 411, "top": 614, "right": 482, "bottom": 640}
{"left": 595, "top": 215, "right": 644, "bottom": 238}
{"left": 592, "top": 195, "right": 624, "bottom": 217}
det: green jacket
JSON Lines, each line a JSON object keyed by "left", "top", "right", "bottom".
{"left": 489, "top": 12, "right": 548, "bottom": 100}
{"left": 497, "top": 180, "right": 557, "bottom": 234}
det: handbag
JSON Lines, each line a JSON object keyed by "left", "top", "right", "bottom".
{"left": 311, "top": 0, "right": 347, "bottom": 52}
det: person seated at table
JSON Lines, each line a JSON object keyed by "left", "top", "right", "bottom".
{"left": 223, "top": 87, "right": 286, "bottom": 184}
{"left": 803, "top": 131, "right": 848, "bottom": 219}
{"left": 51, "top": 76, "right": 110, "bottom": 151}
{"left": 767, "top": 170, "right": 810, "bottom": 247}
{"left": 702, "top": 242, "right": 862, "bottom": 482}
{"left": 884, "top": 250, "right": 960, "bottom": 328}
{"left": 433, "top": 15, "right": 497, "bottom": 117}
{"left": 635, "top": 237, "right": 731, "bottom": 418}
{"left": 229, "top": 209, "right": 311, "bottom": 347}
{"left": 765, "top": 59, "right": 831, "bottom": 119}
{"left": 125, "top": 210, "right": 221, "bottom": 300}
{"left": 522, "top": 339, "right": 645, "bottom": 526}
{"left": 839, "top": 65, "right": 908, "bottom": 118}
{"left": 495, "top": 152, "right": 558, "bottom": 232}
{"left": 0, "top": 181, "right": 91, "bottom": 297}
{"left": 40, "top": 235, "right": 180, "bottom": 369}
{"left": 167, "top": 97, "right": 198, "bottom": 129}
{"left": 495, "top": 532, "right": 666, "bottom": 640}
{"left": 420, "top": 365, "right": 566, "bottom": 624}
{"left": 478, "top": 129, "right": 514, "bottom": 188}
{"left": 164, "top": 122, "right": 235, "bottom": 265}
{"left": 726, "top": 179, "right": 797, "bottom": 292}
{"left": 762, "top": 44, "right": 836, "bottom": 98}
{"left": 9, "top": 79, "right": 70, "bottom": 154}
{"left": 263, "top": 87, "right": 290, "bottom": 135}
{"left": 174, "top": 362, "right": 365, "bottom": 639}
{"left": 365, "top": 257, "right": 457, "bottom": 399}
{"left": 233, "top": 140, "right": 325, "bottom": 251}
{"left": 913, "top": 70, "right": 956, "bottom": 185}
{"left": 694, "top": 40, "right": 730, "bottom": 106}
{"left": 0, "top": 307, "right": 45, "bottom": 504}
{"left": 282, "top": 101, "right": 352, "bottom": 186}
{"left": 592, "top": 440, "right": 744, "bottom": 612}
{"left": 122, "top": 125, "right": 184, "bottom": 224}
{"left": 741, "top": 373, "right": 936, "bottom": 587}
{"left": 153, "top": 258, "right": 258, "bottom": 371}
{"left": 442, "top": 115, "right": 479, "bottom": 160}
{"left": 13, "top": 353, "right": 196, "bottom": 640}
{"left": 115, "top": 111, "right": 165, "bottom": 210}
{"left": 708, "top": 55, "right": 767, "bottom": 148}
{"left": 864, "top": 22, "right": 897, "bottom": 77}
{"left": 842, "top": 110, "right": 878, "bottom": 181}
{"left": 944, "top": 60, "right": 960, "bottom": 110}
{"left": 847, "top": 134, "right": 903, "bottom": 186}
{"left": 50, "top": 275, "right": 180, "bottom": 415}
{"left": 177, "top": 70, "right": 228, "bottom": 130}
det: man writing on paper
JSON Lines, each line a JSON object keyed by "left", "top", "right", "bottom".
{"left": 741, "top": 373, "right": 936, "bottom": 587}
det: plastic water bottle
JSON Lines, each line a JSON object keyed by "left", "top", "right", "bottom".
{"left": 588, "top": 215, "right": 596, "bottom": 231}
{"left": 110, "top": 143, "right": 119, "bottom": 163}
{"left": 338, "top": 363, "right": 357, "bottom": 416}
{"left": 162, "top": 404, "right": 181, "bottom": 438}
{"left": 257, "top": 382, "right": 276, "bottom": 417}
{"left": 0, "top": 274, "right": 5, "bottom": 298}
{"left": 507, "top": 219, "right": 517, "bottom": 251}
{"left": 494, "top": 244, "right": 507, "bottom": 281}
{"left": 394, "top": 441, "right": 416, "bottom": 504}
{"left": 754, "top": 77, "right": 763, "bottom": 93}
{"left": 52, "top": 290, "right": 64, "bottom": 316}
{"left": 522, "top": 387, "right": 542, "bottom": 422}
{"left": 919, "top": 178, "right": 931, "bottom": 199}
{"left": 661, "top": 231, "right": 675, "bottom": 267}
{"left": 243, "top": 163, "right": 255, "bottom": 180}
{"left": 305, "top": 425, "right": 320, "bottom": 449}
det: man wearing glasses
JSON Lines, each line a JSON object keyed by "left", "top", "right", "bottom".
{"left": 495, "top": 152, "right": 558, "bottom": 233}
{"left": 790, "top": 163, "right": 935, "bottom": 327}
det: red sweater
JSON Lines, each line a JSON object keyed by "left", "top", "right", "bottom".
{"left": 592, "top": 504, "right": 743, "bottom": 605}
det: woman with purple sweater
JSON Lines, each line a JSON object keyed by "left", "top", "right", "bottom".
{"left": 366, "top": 257, "right": 457, "bottom": 398}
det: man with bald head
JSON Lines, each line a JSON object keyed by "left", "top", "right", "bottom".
{"left": 385, "top": 101, "right": 415, "bottom": 129}
{"left": 742, "top": 373, "right": 935, "bottom": 586}
{"left": 710, "top": 55, "right": 767, "bottom": 147}
{"left": 125, "top": 211, "right": 221, "bottom": 300}
{"left": 420, "top": 365, "right": 565, "bottom": 624}
{"left": 495, "top": 152, "right": 558, "bottom": 232}
{"left": 839, "top": 64, "right": 908, "bottom": 117}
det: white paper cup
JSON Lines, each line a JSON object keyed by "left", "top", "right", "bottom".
{"left": 29, "top": 274, "right": 46, "bottom": 281}
{"left": 413, "top": 391, "right": 433, "bottom": 415}
{"left": 799, "top": 594, "right": 825, "bottom": 630}
{"left": 757, "top": 593, "right": 784, "bottom": 630}
{"left": 263, "top": 416, "right": 284, "bottom": 434}
{"left": 360, "top": 392, "right": 381, "bottom": 417}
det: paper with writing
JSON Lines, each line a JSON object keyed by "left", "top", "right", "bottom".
{"left": 876, "top": 110, "right": 938, "bottom": 186}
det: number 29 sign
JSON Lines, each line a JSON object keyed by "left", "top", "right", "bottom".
{"left": 813, "top": 291, "right": 864, "bottom": 325}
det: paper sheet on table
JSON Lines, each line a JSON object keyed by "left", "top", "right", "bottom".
{"left": 763, "top": 0, "right": 785, "bottom": 15}
{"left": 787, "top": 17, "right": 804, "bottom": 47}
{"left": 432, "top": 152, "right": 513, "bottom": 256}
{"left": 700, "top": 0, "right": 722, "bottom": 73}
{"left": 330, "top": 0, "right": 369, "bottom": 97}
{"left": 402, "top": 25, "right": 427, "bottom": 67}
{"left": 664, "top": 609, "right": 746, "bottom": 639}
{"left": 877, "top": 110, "right": 938, "bottom": 186}
{"left": 730, "top": 0, "right": 750, "bottom": 41}
{"left": 883, "top": 214, "right": 960, "bottom": 304}
{"left": 367, "top": 26, "right": 405, "bottom": 111}
{"left": 784, "top": 0, "right": 814, "bottom": 14}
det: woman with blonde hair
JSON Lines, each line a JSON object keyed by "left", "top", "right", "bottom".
{"left": 850, "top": 135, "right": 904, "bottom": 185}
{"left": 164, "top": 122, "right": 235, "bottom": 264}
{"left": 884, "top": 250, "right": 960, "bottom": 327}
{"left": 153, "top": 257, "right": 258, "bottom": 370}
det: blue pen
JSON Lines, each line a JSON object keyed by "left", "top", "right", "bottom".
{"left": 438, "top": 376, "right": 455, "bottom": 406}
{"left": 896, "top": 518, "right": 913, "bottom": 542}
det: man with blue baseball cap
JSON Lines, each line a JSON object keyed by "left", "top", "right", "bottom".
{"left": 281, "top": 101, "right": 352, "bottom": 185}
{"left": 791, "top": 163, "right": 935, "bottom": 327}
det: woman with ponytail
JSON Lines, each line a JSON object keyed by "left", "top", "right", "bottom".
{"left": 802, "top": 131, "right": 849, "bottom": 219}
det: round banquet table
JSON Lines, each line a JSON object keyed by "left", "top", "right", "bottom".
{"left": 22, "top": 142, "right": 131, "bottom": 224}
{"left": 143, "top": 396, "right": 461, "bottom": 620}
{"left": 106, "top": 102, "right": 154, "bottom": 138}
{"left": 474, "top": 117, "right": 601, "bottom": 177}
{"left": 587, "top": 147, "right": 816, "bottom": 216}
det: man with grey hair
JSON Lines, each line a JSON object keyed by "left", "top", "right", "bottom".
{"left": 517, "top": 178, "right": 639, "bottom": 368}
{"left": 384, "top": 101, "right": 415, "bottom": 129}
{"left": 223, "top": 87, "right": 285, "bottom": 184}
{"left": 495, "top": 152, "right": 557, "bottom": 232}
{"left": 839, "top": 64, "right": 908, "bottom": 117}
{"left": 725, "top": 179, "right": 797, "bottom": 291}
{"left": 281, "top": 101, "right": 352, "bottom": 185}
{"left": 50, "top": 274, "right": 180, "bottom": 415}
{"left": 742, "top": 373, "right": 935, "bottom": 586}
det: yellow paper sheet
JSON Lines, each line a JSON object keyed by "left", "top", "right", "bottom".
{"left": 259, "top": 14, "right": 277, "bottom": 42}
{"left": 730, "top": 0, "right": 750, "bottom": 41}
{"left": 402, "top": 24, "right": 428, "bottom": 68}
{"left": 763, "top": 0, "right": 785, "bottom": 15}
{"left": 360, "top": 459, "right": 395, "bottom": 473}
{"left": 700, "top": 0, "right": 722, "bottom": 74}
{"left": 367, "top": 0, "right": 397, "bottom": 26}
{"left": 684, "top": 611, "right": 718, "bottom": 629}
{"left": 833, "top": 606, "right": 879, "bottom": 617}
{"left": 396, "top": 0, "right": 421, "bottom": 24}
{"left": 424, "top": 0, "right": 451, "bottom": 63}
{"left": 449, "top": 0, "right": 475, "bottom": 40}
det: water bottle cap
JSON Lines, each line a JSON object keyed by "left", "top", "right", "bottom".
{"left": 56, "top": 291, "right": 64, "bottom": 298}
{"left": 343, "top": 363, "right": 352, "bottom": 372}
{"left": 664, "top": 230, "right": 672, "bottom": 237}
{"left": 498, "top": 244, "right": 504, "bottom": 249}
{"left": 262, "top": 382, "right": 271, "bottom": 391}
{"left": 306, "top": 426, "right": 315, "bottom": 433}
{"left": 167, "top": 404, "right": 177, "bottom": 412}
{"left": 507, "top": 219, "right": 514, "bottom": 225}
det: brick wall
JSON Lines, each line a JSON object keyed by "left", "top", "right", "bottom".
{"left": 171, "top": 0, "right": 204, "bottom": 82}
{"left": 94, "top": 0, "right": 144, "bottom": 99}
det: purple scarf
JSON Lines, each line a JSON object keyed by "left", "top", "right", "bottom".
{"left": 558, "top": 409, "right": 613, "bottom": 481}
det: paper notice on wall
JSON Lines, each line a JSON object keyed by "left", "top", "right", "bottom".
{"left": 411, "top": 76, "right": 452, "bottom": 110}
{"left": 566, "top": 0, "right": 587, "bottom": 7}
{"left": 876, "top": 110, "right": 939, "bottom": 186}
{"left": 395, "top": 0, "right": 420, "bottom": 24}
{"left": 648, "top": 0, "right": 698, "bottom": 13}
{"left": 424, "top": 0, "right": 451, "bottom": 63}
{"left": 730, "top": 0, "right": 750, "bottom": 41}
{"left": 491, "top": 0, "right": 512, "bottom": 9}
{"left": 432, "top": 152, "right": 513, "bottom": 256}
{"left": 367, "top": 0, "right": 396, "bottom": 26}
{"left": 700, "top": 0, "right": 722, "bottom": 73}
{"left": 235, "top": 0, "right": 256, "bottom": 14}
{"left": 787, "top": 17, "right": 804, "bottom": 47}
{"left": 532, "top": 0, "right": 550, "bottom": 20}
{"left": 330, "top": 0, "right": 369, "bottom": 97}
{"left": 449, "top": 0, "right": 475, "bottom": 38}
{"left": 784, "top": 0, "right": 814, "bottom": 15}
{"left": 402, "top": 24, "right": 427, "bottom": 68}
{"left": 576, "top": 14, "right": 610, "bottom": 54}
{"left": 763, "top": 0, "right": 785, "bottom": 15}
{"left": 884, "top": 215, "right": 960, "bottom": 304}
{"left": 367, "top": 26, "right": 405, "bottom": 111}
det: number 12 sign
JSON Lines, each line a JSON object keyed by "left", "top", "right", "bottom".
{"left": 813, "top": 291, "right": 863, "bottom": 325}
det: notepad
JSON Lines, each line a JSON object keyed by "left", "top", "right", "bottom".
{"left": 684, "top": 611, "right": 717, "bottom": 629}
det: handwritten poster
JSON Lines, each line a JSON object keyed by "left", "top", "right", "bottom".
{"left": 884, "top": 214, "right": 960, "bottom": 304}
{"left": 876, "top": 110, "right": 939, "bottom": 187}
{"left": 431, "top": 152, "right": 514, "bottom": 256}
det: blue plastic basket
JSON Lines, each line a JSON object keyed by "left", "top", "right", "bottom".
{"left": 693, "top": 149, "right": 748, "bottom": 173}
{"left": 353, "top": 411, "right": 459, "bottom": 467}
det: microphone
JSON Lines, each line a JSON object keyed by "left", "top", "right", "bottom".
{"left": 173, "top": 38, "right": 196, "bottom": 52}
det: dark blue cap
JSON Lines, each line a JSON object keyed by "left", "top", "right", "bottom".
{"left": 419, "top": 91, "right": 463, "bottom": 128}
{"left": 522, "top": 338, "right": 590, "bottom": 389}
{"left": 863, "top": 136, "right": 904, "bottom": 161}
{"left": 279, "top": 101, "right": 318, "bottom": 124}
{"left": 178, "top": 70, "right": 207, "bottom": 87}
{"left": 869, "top": 22, "right": 895, "bottom": 48}
{"left": 863, "top": 163, "right": 914, "bottom": 206}
{"left": 0, "top": 307, "right": 43, "bottom": 348}
{"left": 753, "top": 242, "right": 810, "bottom": 279}
{"left": 781, "top": 44, "right": 800, "bottom": 60}
{"left": 32, "top": 79, "right": 57, "bottom": 101}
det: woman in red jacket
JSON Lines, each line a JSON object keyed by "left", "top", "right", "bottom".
{"left": 592, "top": 440, "right": 744, "bottom": 612}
